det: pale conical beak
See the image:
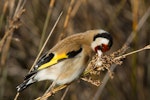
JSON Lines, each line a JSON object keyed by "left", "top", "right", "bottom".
{"left": 96, "top": 50, "right": 103, "bottom": 66}
{"left": 97, "top": 50, "right": 102, "bottom": 57}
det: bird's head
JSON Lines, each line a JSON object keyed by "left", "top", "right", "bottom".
{"left": 91, "top": 30, "right": 113, "bottom": 56}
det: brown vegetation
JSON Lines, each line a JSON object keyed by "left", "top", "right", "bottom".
{"left": 0, "top": 0, "right": 150, "bottom": 100}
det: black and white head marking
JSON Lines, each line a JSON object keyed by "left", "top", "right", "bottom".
{"left": 91, "top": 30, "right": 113, "bottom": 56}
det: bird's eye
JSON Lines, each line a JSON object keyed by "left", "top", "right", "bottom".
{"left": 101, "top": 44, "right": 109, "bottom": 52}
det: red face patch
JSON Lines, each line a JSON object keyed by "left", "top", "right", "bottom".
{"left": 101, "top": 44, "right": 109, "bottom": 52}
{"left": 94, "top": 44, "right": 109, "bottom": 53}
{"left": 94, "top": 46, "right": 100, "bottom": 52}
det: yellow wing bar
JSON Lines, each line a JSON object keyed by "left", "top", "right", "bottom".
{"left": 38, "top": 53, "right": 68, "bottom": 70}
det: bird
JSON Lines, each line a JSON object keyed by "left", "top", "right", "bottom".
{"left": 16, "top": 29, "right": 113, "bottom": 92}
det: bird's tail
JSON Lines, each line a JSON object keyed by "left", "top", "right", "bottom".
{"left": 16, "top": 78, "right": 36, "bottom": 92}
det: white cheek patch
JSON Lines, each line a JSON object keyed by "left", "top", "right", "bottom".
{"left": 91, "top": 38, "right": 109, "bottom": 51}
{"left": 99, "top": 38, "right": 109, "bottom": 45}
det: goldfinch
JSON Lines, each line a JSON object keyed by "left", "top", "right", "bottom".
{"left": 16, "top": 29, "right": 113, "bottom": 92}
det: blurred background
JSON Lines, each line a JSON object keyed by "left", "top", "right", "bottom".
{"left": 0, "top": 0, "right": 150, "bottom": 100}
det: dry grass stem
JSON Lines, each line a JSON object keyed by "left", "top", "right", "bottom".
{"left": 0, "top": 1, "right": 149, "bottom": 100}
{"left": 29, "top": 11, "right": 63, "bottom": 73}
{"left": 93, "top": 6, "right": 150, "bottom": 99}
{"left": 0, "top": 0, "right": 27, "bottom": 100}
{"left": 0, "top": 0, "right": 25, "bottom": 66}
{"left": 0, "top": 1, "right": 8, "bottom": 29}
{"left": 35, "top": 85, "right": 67, "bottom": 100}
{"left": 115, "top": 45, "right": 150, "bottom": 60}
{"left": 58, "top": 0, "right": 75, "bottom": 40}
{"left": 21, "top": 12, "right": 63, "bottom": 100}
{"left": 71, "top": 0, "right": 83, "bottom": 17}
{"left": 82, "top": 44, "right": 149, "bottom": 87}
{"left": 39, "top": 0, "right": 55, "bottom": 49}
{"left": 0, "top": 9, "right": 25, "bottom": 52}
{"left": 40, "top": 63, "right": 71, "bottom": 100}
{"left": 14, "top": 3, "right": 62, "bottom": 100}
{"left": 82, "top": 46, "right": 127, "bottom": 86}
{"left": 60, "top": 85, "right": 70, "bottom": 100}
{"left": 40, "top": 77, "right": 58, "bottom": 100}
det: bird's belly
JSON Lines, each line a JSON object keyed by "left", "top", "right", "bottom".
{"left": 35, "top": 56, "right": 85, "bottom": 85}
{"left": 57, "top": 58, "right": 85, "bottom": 85}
